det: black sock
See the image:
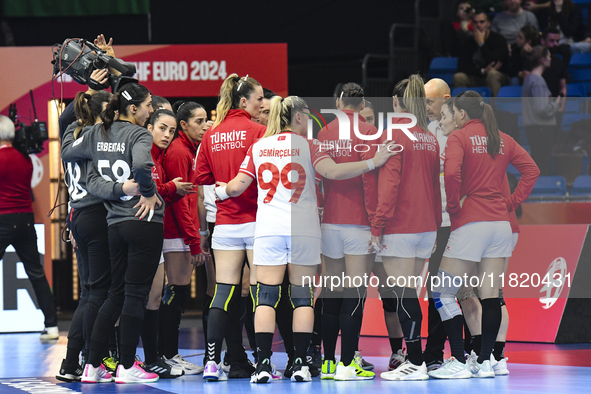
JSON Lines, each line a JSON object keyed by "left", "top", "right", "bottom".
{"left": 311, "top": 296, "right": 323, "bottom": 347}
{"left": 441, "top": 315, "right": 466, "bottom": 363}
{"left": 478, "top": 298, "right": 501, "bottom": 364}
{"left": 472, "top": 335, "right": 482, "bottom": 356}
{"left": 493, "top": 341, "right": 505, "bottom": 361}
{"left": 141, "top": 309, "right": 159, "bottom": 364}
{"left": 394, "top": 287, "right": 423, "bottom": 366}
{"left": 339, "top": 288, "right": 364, "bottom": 366}
{"left": 255, "top": 332, "right": 274, "bottom": 364}
{"left": 162, "top": 305, "right": 182, "bottom": 358}
{"left": 321, "top": 294, "right": 342, "bottom": 362}
{"left": 202, "top": 294, "right": 213, "bottom": 348}
{"left": 464, "top": 319, "right": 473, "bottom": 353}
{"left": 276, "top": 282, "right": 294, "bottom": 360}
{"left": 293, "top": 332, "right": 312, "bottom": 362}
{"left": 389, "top": 337, "right": 404, "bottom": 354}
{"left": 207, "top": 308, "right": 229, "bottom": 363}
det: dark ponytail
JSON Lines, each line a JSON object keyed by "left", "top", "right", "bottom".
{"left": 73, "top": 90, "right": 112, "bottom": 138}
{"left": 455, "top": 90, "right": 500, "bottom": 158}
{"left": 337, "top": 82, "right": 364, "bottom": 109}
{"left": 101, "top": 83, "right": 150, "bottom": 132}
{"left": 173, "top": 100, "right": 205, "bottom": 132}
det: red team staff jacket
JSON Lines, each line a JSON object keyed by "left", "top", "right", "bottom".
{"left": 195, "top": 109, "right": 266, "bottom": 225}
{"left": 370, "top": 116, "right": 442, "bottom": 237}
{"left": 161, "top": 131, "right": 201, "bottom": 255}
{"left": 317, "top": 110, "right": 379, "bottom": 226}
{"left": 444, "top": 119, "right": 540, "bottom": 232}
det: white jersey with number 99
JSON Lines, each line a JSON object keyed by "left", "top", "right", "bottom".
{"left": 239, "top": 132, "right": 329, "bottom": 239}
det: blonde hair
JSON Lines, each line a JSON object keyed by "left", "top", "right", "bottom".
{"left": 392, "top": 74, "right": 429, "bottom": 131}
{"left": 212, "top": 73, "right": 261, "bottom": 129}
{"left": 265, "top": 96, "right": 308, "bottom": 138}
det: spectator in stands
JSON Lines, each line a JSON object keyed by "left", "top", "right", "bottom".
{"left": 491, "top": 0, "right": 539, "bottom": 45}
{"left": 508, "top": 25, "right": 541, "bottom": 83}
{"left": 569, "top": 0, "right": 591, "bottom": 54}
{"left": 440, "top": 1, "right": 475, "bottom": 57}
{"left": 538, "top": 0, "right": 585, "bottom": 51}
{"left": 522, "top": 45, "right": 564, "bottom": 175}
{"left": 523, "top": 1, "right": 551, "bottom": 14}
{"left": 453, "top": 11, "right": 510, "bottom": 96}
{"left": 540, "top": 26, "right": 569, "bottom": 98}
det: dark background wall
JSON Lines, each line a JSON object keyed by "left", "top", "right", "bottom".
{"left": 3, "top": 0, "right": 418, "bottom": 96}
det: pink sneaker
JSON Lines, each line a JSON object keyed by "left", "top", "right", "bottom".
{"left": 115, "top": 360, "right": 159, "bottom": 383}
{"left": 81, "top": 363, "right": 113, "bottom": 383}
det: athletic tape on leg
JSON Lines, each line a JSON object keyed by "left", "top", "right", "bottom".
{"left": 289, "top": 284, "right": 314, "bottom": 309}
{"left": 432, "top": 269, "right": 462, "bottom": 321}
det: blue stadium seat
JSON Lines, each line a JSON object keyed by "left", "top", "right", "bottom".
{"left": 452, "top": 86, "right": 492, "bottom": 97}
{"left": 530, "top": 175, "right": 567, "bottom": 197}
{"left": 562, "top": 113, "right": 591, "bottom": 131}
{"left": 570, "top": 175, "right": 591, "bottom": 195}
{"left": 567, "top": 83, "right": 587, "bottom": 97}
{"left": 428, "top": 57, "right": 458, "bottom": 86}
{"left": 568, "top": 54, "right": 591, "bottom": 93}
{"left": 506, "top": 164, "right": 521, "bottom": 179}
{"left": 565, "top": 84, "right": 586, "bottom": 113}
{"left": 497, "top": 85, "right": 523, "bottom": 97}
{"left": 429, "top": 57, "right": 458, "bottom": 73}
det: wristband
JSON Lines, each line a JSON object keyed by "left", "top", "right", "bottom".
{"left": 214, "top": 185, "right": 229, "bottom": 201}
{"left": 199, "top": 229, "right": 210, "bottom": 237}
{"left": 366, "top": 159, "right": 376, "bottom": 171}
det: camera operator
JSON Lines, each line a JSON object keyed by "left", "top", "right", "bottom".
{"left": 0, "top": 115, "right": 59, "bottom": 340}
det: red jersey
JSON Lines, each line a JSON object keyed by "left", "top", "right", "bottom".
{"left": 0, "top": 144, "right": 33, "bottom": 214}
{"left": 162, "top": 131, "right": 201, "bottom": 254}
{"left": 444, "top": 119, "right": 540, "bottom": 232}
{"left": 151, "top": 144, "right": 181, "bottom": 204}
{"left": 370, "top": 117, "right": 441, "bottom": 236}
{"left": 502, "top": 175, "right": 519, "bottom": 234}
{"left": 195, "top": 109, "right": 266, "bottom": 225}
{"left": 317, "top": 110, "right": 378, "bottom": 226}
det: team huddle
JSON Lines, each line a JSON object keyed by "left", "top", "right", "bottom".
{"left": 57, "top": 52, "right": 540, "bottom": 385}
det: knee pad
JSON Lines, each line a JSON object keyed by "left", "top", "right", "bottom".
{"left": 249, "top": 284, "right": 257, "bottom": 313}
{"left": 456, "top": 287, "right": 478, "bottom": 302}
{"left": 378, "top": 287, "right": 397, "bottom": 313}
{"left": 499, "top": 288, "right": 505, "bottom": 307}
{"left": 432, "top": 269, "right": 463, "bottom": 321}
{"left": 210, "top": 283, "right": 236, "bottom": 312}
{"left": 161, "top": 284, "right": 190, "bottom": 313}
{"left": 255, "top": 283, "right": 281, "bottom": 308}
{"left": 340, "top": 287, "right": 366, "bottom": 320}
{"left": 289, "top": 284, "right": 313, "bottom": 309}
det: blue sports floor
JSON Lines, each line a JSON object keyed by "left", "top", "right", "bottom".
{"left": 1, "top": 326, "right": 590, "bottom": 394}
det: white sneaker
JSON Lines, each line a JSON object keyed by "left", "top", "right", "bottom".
{"left": 115, "top": 361, "right": 159, "bottom": 383}
{"left": 291, "top": 365, "right": 312, "bottom": 382}
{"left": 203, "top": 360, "right": 227, "bottom": 381}
{"left": 493, "top": 357, "right": 509, "bottom": 376}
{"left": 81, "top": 363, "right": 113, "bottom": 383}
{"left": 388, "top": 350, "right": 407, "bottom": 371}
{"left": 40, "top": 326, "right": 59, "bottom": 341}
{"left": 428, "top": 357, "right": 472, "bottom": 379}
{"left": 334, "top": 361, "right": 375, "bottom": 381}
{"left": 380, "top": 360, "right": 429, "bottom": 381}
{"left": 469, "top": 357, "right": 495, "bottom": 378}
{"left": 164, "top": 354, "right": 204, "bottom": 375}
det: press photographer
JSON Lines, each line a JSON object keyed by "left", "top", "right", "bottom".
{"left": 0, "top": 114, "right": 58, "bottom": 340}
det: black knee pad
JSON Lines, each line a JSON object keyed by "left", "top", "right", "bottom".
{"left": 250, "top": 284, "right": 257, "bottom": 313}
{"left": 289, "top": 284, "right": 313, "bottom": 309}
{"left": 378, "top": 287, "right": 397, "bottom": 313}
{"left": 162, "top": 284, "right": 190, "bottom": 313}
{"left": 255, "top": 283, "right": 281, "bottom": 308}
{"left": 499, "top": 288, "right": 506, "bottom": 307}
{"left": 341, "top": 287, "right": 366, "bottom": 320}
{"left": 210, "top": 283, "right": 236, "bottom": 312}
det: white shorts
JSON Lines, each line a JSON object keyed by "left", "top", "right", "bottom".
{"left": 212, "top": 222, "right": 255, "bottom": 251}
{"left": 159, "top": 253, "right": 164, "bottom": 265}
{"left": 254, "top": 236, "right": 321, "bottom": 266}
{"left": 511, "top": 232, "right": 519, "bottom": 251}
{"left": 443, "top": 221, "right": 512, "bottom": 262}
{"left": 321, "top": 224, "right": 371, "bottom": 259}
{"left": 380, "top": 231, "right": 437, "bottom": 259}
{"left": 162, "top": 238, "right": 190, "bottom": 254}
